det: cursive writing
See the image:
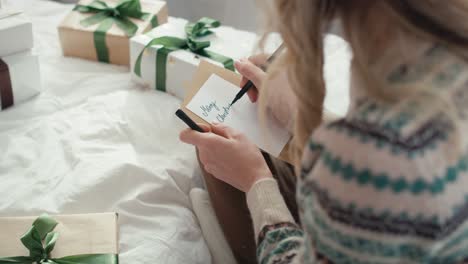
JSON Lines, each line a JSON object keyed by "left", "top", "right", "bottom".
{"left": 216, "top": 104, "right": 232, "bottom": 123}
{"left": 200, "top": 101, "right": 220, "bottom": 117}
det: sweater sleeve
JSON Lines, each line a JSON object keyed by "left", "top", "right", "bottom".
{"left": 246, "top": 178, "right": 311, "bottom": 263}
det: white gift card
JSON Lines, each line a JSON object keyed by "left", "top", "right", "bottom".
{"left": 186, "top": 74, "right": 290, "bottom": 156}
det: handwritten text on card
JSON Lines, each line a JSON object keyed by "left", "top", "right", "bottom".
{"left": 186, "top": 74, "right": 290, "bottom": 156}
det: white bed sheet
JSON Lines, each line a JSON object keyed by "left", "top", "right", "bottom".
{"left": 0, "top": 1, "right": 351, "bottom": 263}
{"left": 0, "top": 1, "right": 210, "bottom": 263}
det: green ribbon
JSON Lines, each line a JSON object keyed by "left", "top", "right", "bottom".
{"left": 74, "top": 0, "right": 156, "bottom": 63}
{"left": 134, "top": 17, "right": 235, "bottom": 92}
{"left": 150, "top": 15, "right": 159, "bottom": 28}
{"left": 0, "top": 214, "right": 118, "bottom": 264}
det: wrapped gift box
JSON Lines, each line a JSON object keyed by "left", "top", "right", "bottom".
{"left": 130, "top": 17, "right": 256, "bottom": 100}
{"left": 0, "top": 10, "right": 33, "bottom": 57}
{"left": 0, "top": 213, "right": 118, "bottom": 261}
{"left": 0, "top": 51, "right": 41, "bottom": 110}
{"left": 58, "top": 0, "right": 168, "bottom": 66}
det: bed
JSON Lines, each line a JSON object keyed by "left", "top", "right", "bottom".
{"left": 0, "top": 0, "right": 351, "bottom": 263}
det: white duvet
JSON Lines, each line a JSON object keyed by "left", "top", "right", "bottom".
{"left": 0, "top": 1, "right": 351, "bottom": 263}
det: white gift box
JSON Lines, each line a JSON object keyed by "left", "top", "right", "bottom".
{"left": 0, "top": 11, "right": 33, "bottom": 57}
{"left": 0, "top": 51, "right": 41, "bottom": 110}
{"left": 130, "top": 17, "right": 257, "bottom": 100}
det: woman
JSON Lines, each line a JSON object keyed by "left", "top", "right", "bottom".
{"left": 181, "top": 0, "right": 468, "bottom": 263}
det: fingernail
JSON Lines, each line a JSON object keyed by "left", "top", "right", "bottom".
{"left": 212, "top": 121, "right": 220, "bottom": 125}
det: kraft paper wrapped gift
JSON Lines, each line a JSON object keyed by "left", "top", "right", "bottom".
{"left": 0, "top": 213, "right": 119, "bottom": 263}
{"left": 0, "top": 51, "right": 41, "bottom": 110}
{"left": 130, "top": 17, "right": 256, "bottom": 100}
{"left": 0, "top": 10, "right": 33, "bottom": 57}
{"left": 58, "top": 0, "right": 168, "bottom": 66}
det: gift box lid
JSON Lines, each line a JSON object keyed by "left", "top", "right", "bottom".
{"left": 0, "top": 212, "right": 119, "bottom": 258}
{"left": 58, "top": 0, "right": 168, "bottom": 38}
{"left": 0, "top": 11, "right": 29, "bottom": 30}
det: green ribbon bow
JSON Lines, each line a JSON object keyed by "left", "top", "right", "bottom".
{"left": 74, "top": 0, "right": 159, "bottom": 63}
{"left": 0, "top": 214, "right": 118, "bottom": 264}
{"left": 134, "top": 17, "right": 235, "bottom": 92}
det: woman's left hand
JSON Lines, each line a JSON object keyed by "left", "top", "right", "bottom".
{"left": 180, "top": 122, "right": 273, "bottom": 192}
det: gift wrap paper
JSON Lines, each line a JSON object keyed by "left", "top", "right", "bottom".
{"left": 0, "top": 11, "right": 33, "bottom": 57}
{"left": 58, "top": 0, "right": 168, "bottom": 66}
{"left": 130, "top": 17, "right": 256, "bottom": 100}
{"left": 0, "top": 51, "right": 41, "bottom": 110}
{"left": 0, "top": 213, "right": 118, "bottom": 258}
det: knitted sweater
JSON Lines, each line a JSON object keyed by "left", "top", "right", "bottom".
{"left": 246, "top": 43, "right": 468, "bottom": 263}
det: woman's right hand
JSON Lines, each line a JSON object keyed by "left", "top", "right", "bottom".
{"left": 234, "top": 54, "right": 297, "bottom": 132}
{"left": 234, "top": 54, "right": 269, "bottom": 103}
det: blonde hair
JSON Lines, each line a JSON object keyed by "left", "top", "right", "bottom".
{"left": 259, "top": 0, "right": 468, "bottom": 168}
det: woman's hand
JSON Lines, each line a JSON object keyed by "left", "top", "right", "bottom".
{"left": 180, "top": 123, "right": 273, "bottom": 192}
{"left": 234, "top": 54, "right": 269, "bottom": 103}
{"left": 235, "top": 54, "right": 297, "bottom": 132}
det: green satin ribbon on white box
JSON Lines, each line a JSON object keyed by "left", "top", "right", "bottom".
{"left": 133, "top": 17, "right": 235, "bottom": 92}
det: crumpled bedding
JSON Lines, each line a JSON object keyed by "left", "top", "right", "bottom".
{"left": 0, "top": 0, "right": 351, "bottom": 263}
{"left": 0, "top": 1, "right": 210, "bottom": 263}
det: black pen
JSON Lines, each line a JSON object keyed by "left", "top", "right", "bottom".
{"left": 175, "top": 109, "right": 205, "bottom": 133}
{"left": 230, "top": 43, "right": 285, "bottom": 106}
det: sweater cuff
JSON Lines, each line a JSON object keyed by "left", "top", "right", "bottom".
{"left": 246, "top": 178, "right": 295, "bottom": 242}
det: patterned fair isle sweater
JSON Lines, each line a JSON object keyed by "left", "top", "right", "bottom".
{"left": 246, "top": 43, "right": 468, "bottom": 263}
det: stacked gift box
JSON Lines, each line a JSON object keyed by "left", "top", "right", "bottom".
{"left": 130, "top": 17, "right": 256, "bottom": 100}
{"left": 58, "top": 0, "right": 168, "bottom": 66}
{"left": 56, "top": 0, "right": 253, "bottom": 101}
{"left": 0, "top": 7, "right": 41, "bottom": 110}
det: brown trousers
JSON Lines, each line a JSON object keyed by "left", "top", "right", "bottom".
{"left": 197, "top": 151, "right": 299, "bottom": 264}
